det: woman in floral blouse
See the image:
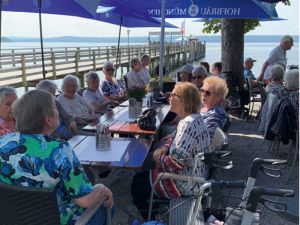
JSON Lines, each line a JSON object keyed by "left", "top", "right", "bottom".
{"left": 101, "top": 61, "right": 126, "bottom": 103}
{"left": 0, "top": 90, "right": 113, "bottom": 225}
{"left": 131, "top": 82, "right": 211, "bottom": 219}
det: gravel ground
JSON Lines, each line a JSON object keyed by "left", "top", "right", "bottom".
{"left": 107, "top": 107, "right": 299, "bottom": 225}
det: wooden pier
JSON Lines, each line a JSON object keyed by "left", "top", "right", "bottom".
{"left": 0, "top": 41, "right": 206, "bottom": 88}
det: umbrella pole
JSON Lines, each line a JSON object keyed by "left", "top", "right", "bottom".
{"left": 38, "top": 0, "right": 46, "bottom": 79}
{"left": 0, "top": 0, "right": 2, "bottom": 64}
{"left": 159, "top": 0, "right": 166, "bottom": 89}
{"left": 115, "top": 16, "right": 123, "bottom": 78}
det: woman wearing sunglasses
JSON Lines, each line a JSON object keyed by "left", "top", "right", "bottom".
{"left": 200, "top": 76, "right": 230, "bottom": 141}
{"left": 131, "top": 82, "right": 210, "bottom": 220}
{"left": 101, "top": 61, "right": 127, "bottom": 103}
{"left": 192, "top": 65, "right": 208, "bottom": 90}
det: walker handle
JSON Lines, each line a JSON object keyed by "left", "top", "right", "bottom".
{"left": 250, "top": 158, "right": 287, "bottom": 178}
{"left": 260, "top": 166, "right": 281, "bottom": 178}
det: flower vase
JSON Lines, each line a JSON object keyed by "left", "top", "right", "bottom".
{"left": 128, "top": 98, "right": 143, "bottom": 118}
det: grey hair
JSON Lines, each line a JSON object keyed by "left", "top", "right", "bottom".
{"left": 103, "top": 61, "right": 114, "bottom": 69}
{"left": 0, "top": 86, "right": 16, "bottom": 104}
{"left": 36, "top": 80, "right": 57, "bottom": 92}
{"left": 12, "top": 89, "right": 55, "bottom": 133}
{"left": 192, "top": 65, "right": 208, "bottom": 76}
{"left": 61, "top": 74, "right": 79, "bottom": 93}
{"left": 284, "top": 69, "right": 299, "bottom": 90}
{"left": 130, "top": 58, "right": 140, "bottom": 68}
{"left": 85, "top": 71, "right": 99, "bottom": 83}
{"left": 270, "top": 64, "right": 284, "bottom": 82}
{"left": 281, "top": 35, "right": 293, "bottom": 44}
{"left": 140, "top": 54, "right": 150, "bottom": 61}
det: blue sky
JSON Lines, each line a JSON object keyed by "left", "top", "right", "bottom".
{"left": 2, "top": 0, "right": 299, "bottom": 38}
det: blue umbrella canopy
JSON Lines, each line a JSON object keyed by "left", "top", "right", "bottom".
{"left": 100, "top": 0, "right": 278, "bottom": 19}
{"left": 1, "top": 0, "right": 101, "bottom": 79}
{"left": 2, "top": 0, "right": 100, "bottom": 18}
{"left": 95, "top": 6, "right": 177, "bottom": 28}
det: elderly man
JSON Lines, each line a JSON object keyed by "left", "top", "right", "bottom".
{"left": 178, "top": 64, "right": 193, "bottom": 82}
{"left": 244, "top": 57, "right": 257, "bottom": 82}
{"left": 258, "top": 35, "right": 294, "bottom": 83}
{"left": 0, "top": 86, "right": 17, "bottom": 135}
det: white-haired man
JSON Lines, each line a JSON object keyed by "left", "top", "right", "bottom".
{"left": 258, "top": 35, "right": 294, "bottom": 84}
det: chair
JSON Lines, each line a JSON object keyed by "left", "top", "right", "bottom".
{"left": 245, "top": 77, "right": 261, "bottom": 116}
{"left": 211, "top": 127, "right": 229, "bottom": 152}
{"left": 0, "top": 182, "right": 110, "bottom": 225}
{"left": 78, "top": 87, "right": 87, "bottom": 96}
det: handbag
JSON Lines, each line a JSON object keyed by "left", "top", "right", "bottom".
{"left": 136, "top": 108, "right": 157, "bottom": 131}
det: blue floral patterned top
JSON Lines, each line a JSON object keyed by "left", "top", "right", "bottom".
{"left": 201, "top": 104, "right": 229, "bottom": 142}
{"left": 101, "top": 78, "right": 125, "bottom": 98}
{"left": 0, "top": 133, "right": 93, "bottom": 225}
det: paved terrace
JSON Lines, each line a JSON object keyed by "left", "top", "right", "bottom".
{"left": 108, "top": 108, "right": 299, "bottom": 225}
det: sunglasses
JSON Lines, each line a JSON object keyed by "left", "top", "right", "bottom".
{"left": 200, "top": 88, "right": 215, "bottom": 97}
{"left": 193, "top": 75, "right": 204, "bottom": 80}
{"left": 106, "top": 68, "right": 115, "bottom": 72}
{"left": 170, "top": 92, "right": 180, "bottom": 98}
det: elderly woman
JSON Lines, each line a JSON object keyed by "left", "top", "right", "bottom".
{"left": 101, "top": 62, "right": 126, "bottom": 102}
{"left": 83, "top": 71, "right": 118, "bottom": 114}
{"left": 131, "top": 82, "right": 211, "bottom": 219}
{"left": 265, "top": 64, "right": 284, "bottom": 94}
{"left": 58, "top": 74, "right": 97, "bottom": 124}
{"left": 0, "top": 89, "right": 113, "bottom": 225}
{"left": 200, "top": 76, "right": 230, "bottom": 140}
{"left": 259, "top": 68, "right": 298, "bottom": 133}
{"left": 0, "top": 86, "right": 17, "bottom": 135}
{"left": 140, "top": 54, "right": 151, "bottom": 84}
{"left": 126, "top": 58, "right": 148, "bottom": 88}
{"left": 36, "top": 80, "right": 77, "bottom": 140}
{"left": 192, "top": 65, "right": 208, "bottom": 90}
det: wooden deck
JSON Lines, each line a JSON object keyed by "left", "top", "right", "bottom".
{"left": 0, "top": 42, "right": 206, "bottom": 87}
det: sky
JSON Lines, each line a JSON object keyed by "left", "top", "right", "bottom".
{"left": 1, "top": 0, "right": 299, "bottom": 38}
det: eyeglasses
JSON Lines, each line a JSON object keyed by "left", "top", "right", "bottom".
{"left": 193, "top": 75, "right": 204, "bottom": 80}
{"left": 200, "top": 88, "right": 215, "bottom": 97}
{"left": 106, "top": 68, "right": 115, "bottom": 72}
{"left": 170, "top": 92, "right": 180, "bottom": 98}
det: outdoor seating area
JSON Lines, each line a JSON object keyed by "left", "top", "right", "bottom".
{"left": 0, "top": 1, "right": 299, "bottom": 225}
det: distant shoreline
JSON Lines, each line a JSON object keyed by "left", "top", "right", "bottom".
{"left": 3, "top": 35, "right": 299, "bottom": 43}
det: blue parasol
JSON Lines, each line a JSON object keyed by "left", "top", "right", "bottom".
{"left": 99, "top": 0, "right": 279, "bottom": 87}
{"left": 1, "top": 0, "right": 101, "bottom": 79}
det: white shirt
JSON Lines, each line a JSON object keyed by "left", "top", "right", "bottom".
{"left": 264, "top": 45, "right": 287, "bottom": 80}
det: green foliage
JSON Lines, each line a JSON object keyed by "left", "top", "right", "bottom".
{"left": 202, "top": 1, "right": 290, "bottom": 34}
{"left": 202, "top": 19, "right": 260, "bottom": 34}
{"left": 126, "top": 86, "right": 146, "bottom": 102}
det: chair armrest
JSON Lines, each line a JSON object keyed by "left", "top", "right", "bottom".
{"left": 75, "top": 184, "right": 111, "bottom": 225}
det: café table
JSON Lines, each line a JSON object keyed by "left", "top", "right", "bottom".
{"left": 82, "top": 100, "right": 170, "bottom": 137}
{"left": 69, "top": 135, "right": 151, "bottom": 185}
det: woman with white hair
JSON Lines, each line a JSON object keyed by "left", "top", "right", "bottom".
{"left": 58, "top": 74, "right": 97, "bottom": 124}
{"left": 0, "top": 89, "right": 113, "bottom": 225}
{"left": 283, "top": 69, "right": 299, "bottom": 113}
{"left": 0, "top": 86, "right": 17, "bottom": 135}
{"left": 36, "top": 80, "right": 77, "bottom": 140}
{"left": 101, "top": 62, "right": 126, "bottom": 102}
{"left": 265, "top": 64, "right": 284, "bottom": 94}
{"left": 83, "top": 71, "right": 118, "bottom": 114}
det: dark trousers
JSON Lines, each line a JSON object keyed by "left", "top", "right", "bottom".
{"left": 131, "top": 171, "right": 158, "bottom": 220}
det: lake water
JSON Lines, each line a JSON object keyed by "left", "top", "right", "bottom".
{"left": 2, "top": 41, "right": 298, "bottom": 96}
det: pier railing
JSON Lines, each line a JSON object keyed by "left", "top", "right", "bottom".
{"left": 0, "top": 42, "right": 205, "bottom": 87}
